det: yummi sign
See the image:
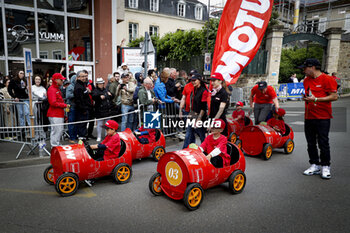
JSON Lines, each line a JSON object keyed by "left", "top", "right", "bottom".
{"left": 212, "top": 0, "right": 273, "bottom": 85}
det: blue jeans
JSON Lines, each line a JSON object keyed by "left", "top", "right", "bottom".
{"left": 68, "top": 106, "right": 77, "bottom": 140}
{"left": 183, "top": 124, "right": 206, "bottom": 149}
{"left": 16, "top": 100, "right": 31, "bottom": 126}
{"left": 121, "top": 104, "right": 134, "bottom": 131}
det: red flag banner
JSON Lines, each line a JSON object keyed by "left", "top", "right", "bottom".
{"left": 211, "top": 0, "right": 273, "bottom": 85}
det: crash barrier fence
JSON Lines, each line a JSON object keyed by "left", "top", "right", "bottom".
{"left": 0, "top": 100, "right": 184, "bottom": 159}
{"left": 137, "top": 100, "right": 185, "bottom": 137}
{"left": 230, "top": 79, "right": 347, "bottom": 106}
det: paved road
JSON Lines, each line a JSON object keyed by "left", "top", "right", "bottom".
{"left": 0, "top": 97, "right": 349, "bottom": 233}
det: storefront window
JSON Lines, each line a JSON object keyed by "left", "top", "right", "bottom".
{"left": 6, "top": 9, "right": 37, "bottom": 58}
{"left": 37, "top": 0, "right": 64, "bottom": 11}
{"left": 38, "top": 13, "right": 65, "bottom": 60}
{"left": 4, "top": 0, "right": 34, "bottom": 7}
{"left": 0, "top": 11, "right": 4, "bottom": 56}
{"left": 32, "top": 61, "right": 65, "bottom": 87}
{"left": 67, "top": 0, "right": 92, "bottom": 15}
{"left": 68, "top": 17, "right": 92, "bottom": 62}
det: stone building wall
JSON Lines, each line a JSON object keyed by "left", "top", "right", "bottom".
{"left": 337, "top": 41, "right": 350, "bottom": 90}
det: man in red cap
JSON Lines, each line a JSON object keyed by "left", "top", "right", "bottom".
{"left": 90, "top": 120, "right": 121, "bottom": 161}
{"left": 232, "top": 101, "right": 245, "bottom": 127}
{"left": 198, "top": 119, "right": 230, "bottom": 168}
{"left": 47, "top": 73, "right": 68, "bottom": 147}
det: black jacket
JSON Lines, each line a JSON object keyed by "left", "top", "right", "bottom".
{"left": 74, "top": 80, "right": 92, "bottom": 112}
{"left": 8, "top": 78, "right": 29, "bottom": 99}
{"left": 92, "top": 87, "right": 114, "bottom": 118}
{"left": 190, "top": 85, "right": 208, "bottom": 121}
{"left": 165, "top": 78, "right": 176, "bottom": 97}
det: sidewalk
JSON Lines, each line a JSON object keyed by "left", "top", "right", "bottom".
{"left": 0, "top": 134, "right": 181, "bottom": 168}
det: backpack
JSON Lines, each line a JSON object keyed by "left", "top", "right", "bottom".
{"left": 133, "top": 85, "right": 140, "bottom": 104}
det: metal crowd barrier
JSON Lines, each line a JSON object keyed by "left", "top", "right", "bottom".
{"left": 0, "top": 100, "right": 49, "bottom": 159}
{"left": 137, "top": 100, "right": 183, "bottom": 137}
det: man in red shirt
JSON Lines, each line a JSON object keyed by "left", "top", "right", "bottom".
{"left": 47, "top": 73, "right": 68, "bottom": 147}
{"left": 90, "top": 120, "right": 121, "bottom": 160}
{"left": 300, "top": 58, "right": 338, "bottom": 179}
{"left": 249, "top": 81, "right": 279, "bottom": 125}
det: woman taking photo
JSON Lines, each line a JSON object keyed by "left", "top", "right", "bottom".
{"left": 208, "top": 72, "right": 230, "bottom": 136}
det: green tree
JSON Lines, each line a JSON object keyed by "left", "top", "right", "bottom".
{"left": 279, "top": 44, "right": 324, "bottom": 83}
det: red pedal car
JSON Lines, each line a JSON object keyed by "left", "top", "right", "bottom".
{"left": 118, "top": 128, "right": 166, "bottom": 161}
{"left": 227, "top": 116, "right": 253, "bottom": 146}
{"left": 239, "top": 124, "right": 295, "bottom": 160}
{"left": 43, "top": 139, "right": 133, "bottom": 197}
{"left": 149, "top": 142, "right": 246, "bottom": 211}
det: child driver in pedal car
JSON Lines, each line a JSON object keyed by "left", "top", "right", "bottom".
{"left": 267, "top": 108, "right": 286, "bottom": 135}
{"left": 134, "top": 125, "right": 156, "bottom": 144}
{"left": 198, "top": 119, "right": 231, "bottom": 168}
{"left": 90, "top": 120, "right": 121, "bottom": 161}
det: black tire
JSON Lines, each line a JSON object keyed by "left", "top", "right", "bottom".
{"left": 183, "top": 183, "right": 204, "bottom": 211}
{"left": 235, "top": 139, "right": 242, "bottom": 150}
{"left": 262, "top": 143, "right": 273, "bottom": 160}
{"left": 55, "top": 173, "right": 79, "bottom": 197}
{"left": 152, "top": 146, "right": 165, "bottom": 161}
{"left": 112, "top": 163, "right": 132, "bottom": 184}
{"left": 149, "top": 172, "right": 163, "bottom": 196}
{"left": 43, "top": 165, "right": 54, "bottom": 185}
{"left": 228, "top": 170, "right": 246, "bottom": 194}
{"left": 284, "top": 139, "right": 295, "bottom": 154}
{"left": 228, "top": 132, "right": 237, "bottom": 144}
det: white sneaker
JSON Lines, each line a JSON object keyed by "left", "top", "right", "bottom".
{"left": 321, "top": 166, "right": 331, "bottom": 179}
{"left": 96, "top": 138, "right": 101, "bottom": 142}
{"left": 303, "top": 164, "right": 321, "bottom": 176}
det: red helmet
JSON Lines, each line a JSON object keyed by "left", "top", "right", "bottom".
{"left": 213, "top": 119, "right": 226, "bottom": 130}
{"left": 236, "top": 101, "right": 243, "bottom": 107}
{"left": 103, "top": 120, "right": 119, "bottom": 130}
{"left": 276, "top": 108, "right": 286, "bottom": 117}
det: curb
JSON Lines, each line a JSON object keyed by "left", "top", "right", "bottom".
{"left": 0, "top": 157, "right": 50, "bottom": 169}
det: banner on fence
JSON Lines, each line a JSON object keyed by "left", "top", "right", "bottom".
{"left": 277, "top": 83, "right": 305, "bottom": 99}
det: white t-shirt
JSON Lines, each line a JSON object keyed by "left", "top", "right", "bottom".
{"left": 32, "top": 85, "right": 47, "bottom": 100}
{"left": 146, "top": 90, "right": 153, "bottom": 111}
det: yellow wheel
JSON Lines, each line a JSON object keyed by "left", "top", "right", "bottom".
{"left": 235, "top": 139, "right": 242, "bottom": 150}
{"left": 43, "top": 165, "right": 54, "bottom": 185}
{"left": 229, "top": 170, "right": 246, "bottom": 194}
{"left": 284, "top": 139, "right": 294, "bottom": 154}
{"left": 183, "top": 183, "right": 204, "bottom": 211}
{"left": 152, "top": 146, "right": 165, "bottom": 161}
{"left": 229, "top": 133, "right": 237, "bottom": 144}
{"left": 149, "top": 172, "right": 163, "bottom": 196}
{"left": 55, "top": 173, "right": 79, "bottom": 197}
{"left": 112, "top": 163, "right": 132, "bottom": 184}
{"left": 262, "top": 143, "right": 273, "bottom": 160}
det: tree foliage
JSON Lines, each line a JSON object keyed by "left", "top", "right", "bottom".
{"left": 279, "top": 44, "right": 324, "bottom": 83}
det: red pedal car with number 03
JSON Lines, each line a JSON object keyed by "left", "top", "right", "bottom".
{"left": 239, "top": 124, "right": 295, "bottom": 160}
{"left": 43, "top": 139, "right": 133, "bottom": 197}
{"left": 149, "top": 142, "right": 246, "bottom": 211}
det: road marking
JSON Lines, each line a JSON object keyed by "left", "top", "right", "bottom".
{"left": 0, "top": 187, "right": 96, "bottom": 198}
{"left": 285, "top": 113, "right": 303, "bottom": 117}
{"left": 289, "top": 121, "right": 305, "bottom": 125}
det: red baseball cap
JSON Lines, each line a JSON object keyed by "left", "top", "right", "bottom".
{"left": 213, "top": 119, "right": 226, "bottom": 130}
{"left": 236, "top": 101, "right": 243, "bottom": 107}
{"left": 210, "top": 72, "right": 224, "bottom": 81}
{"left": 275, "top": 108, "right": 286, "bottom": 117}
{"left": 52, "top": 73, "right": 66, "bottom": 81}
{"left": 103, "top": 120, "right": 119, "bottom": 130}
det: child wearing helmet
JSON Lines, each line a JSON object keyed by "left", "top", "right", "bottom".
{"left": 267, "top": 108, "right": 286, "bottom": 135}
{"left": 232, "top": 101, "right": 245, "bottom": 127}
{"left": 198, "top": 119, "right": 231, "bottom": 168}
{"left": 90, "top": 120, "right": 121, "bottom": 161}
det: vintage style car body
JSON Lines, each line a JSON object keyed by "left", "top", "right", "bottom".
{"left": 227, "top": 116, "right": 253, "bottom": 145}
{"left": 239, "top": 124, "right": 295, "bottom": 160}
{"left": 149, "top": 142, "right": 246, "bottom": 210}
{"left": 44, "top": 139, "right": 132, "bottom": 197}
